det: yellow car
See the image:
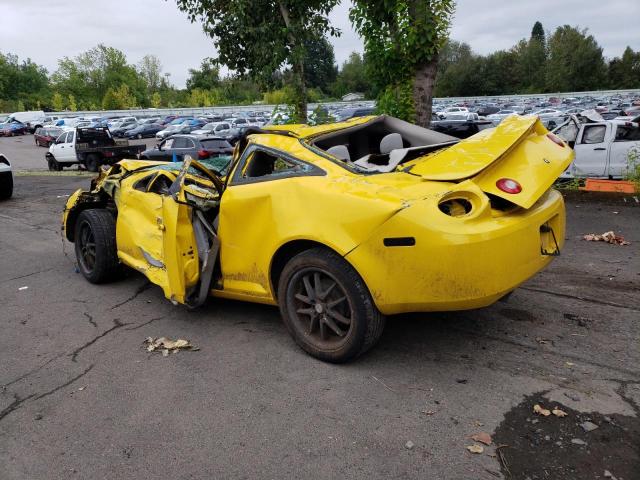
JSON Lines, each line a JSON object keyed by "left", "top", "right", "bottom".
{"left": 63, "top": 114, "right": 573, "bottom": 362}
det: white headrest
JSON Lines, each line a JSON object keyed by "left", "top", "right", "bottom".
{"left": 380, "top": 133, "right": 403, "bottom": 154}
{"left": 326, "top": 145, "right": 350, "bottom": 161}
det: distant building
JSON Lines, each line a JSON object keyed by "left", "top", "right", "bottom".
{"left": 342, "top": 92, "right": 365, "bottom": 102}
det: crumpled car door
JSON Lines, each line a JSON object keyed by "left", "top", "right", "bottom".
{"left": 160, "top": 157, "right": 224, "bottom": 306}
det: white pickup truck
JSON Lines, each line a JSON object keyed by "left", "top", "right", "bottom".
{"left": 554, "top": 113, "right": 640, "bottom": 179}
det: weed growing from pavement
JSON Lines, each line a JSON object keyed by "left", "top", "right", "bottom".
{"left": 625, "top": 146, "right": 640, "bottom": 189}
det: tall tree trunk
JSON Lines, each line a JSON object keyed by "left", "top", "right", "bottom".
{"left": 278, "top": 1, "right": 307, "bottom": 123}
{"left": 413, "top": 54, "right": 438, "bottom": 127}
{"left": 291, "top": 58, "right": 307, "bottom": 124}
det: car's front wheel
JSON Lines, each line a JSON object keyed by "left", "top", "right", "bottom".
{"left": 74, "top": 209, "right": 120, "bottom": 284}
{"left": 278, "top": 248, "right": 385, "bottom": 363}
{"left": 0, "top": 172, "right": 13, "bottom": 200}
{"left": 47, "top": 157, "right": 63, "bottom": 171}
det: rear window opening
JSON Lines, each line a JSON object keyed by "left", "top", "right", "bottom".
{"left": 311, "top": 115, "right": 458, "bottom": 173}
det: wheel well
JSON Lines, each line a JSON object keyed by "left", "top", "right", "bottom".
{"left": 270, "top": 240, "right": 336, "bottom": 298}
{"left": 65, "top": 203, "right": 114, "bottom": 241}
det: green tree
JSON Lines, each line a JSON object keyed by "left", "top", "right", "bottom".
{"left": 608, "top": 47, "right": 640, "bottom": 89}
{"left": 138, "top": 54, "right": 164, "bottom": 92}
{"left": 0, "top": 52, "right": 49, "bottom": 110}
{"left": 151, "top": 91, "right": 162, "bottom": 108}
{"left": 68, "top": 94, "right": 77, "bottom": 111}
{"left": 186, "top": 58, "right": 220, "bottom": 91}
{"left": 350, "top": 1, "right": 455, "bottom": 126}
{"left": 175, "top": 0, "right": 340, "bottom": 123}
{"left": 520, "top": 21, "right": 547, "bottom": 92}
{"left": 331, "top": 52, "right": 371, "bottom": 98}
{"left": 546, "top": 26, "right": 607, "bottom": 92}
{"left": 52, "top": 45, "right": 148, "bottom": 109}
{"left": 51, "top": 92, "right": 65, "bottom": 111}
{"left": 303, "top": 36, "right": 337, "bottom": 92}
{"left": 102, "top": 84, "right": 136, "bottom": 110}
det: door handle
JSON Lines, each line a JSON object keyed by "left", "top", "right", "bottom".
{"left": 593, "top": 147, "right": 606, "bottom": 151}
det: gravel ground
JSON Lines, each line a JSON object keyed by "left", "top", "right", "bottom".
{"left": 0, "top": 175, "right": 638, "bottom": 480}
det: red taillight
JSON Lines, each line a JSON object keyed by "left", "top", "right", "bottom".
{"left": 103, "top": 151, "right": 114, "bottom": 157}
{"left": 496, "top": 178, "right": 522, "bottom": 194}
{"left": 546, "top": 133, "right": 565, "bottom": 147}
{"left": 197, "top": 149, "right": 210, "bottom": 159}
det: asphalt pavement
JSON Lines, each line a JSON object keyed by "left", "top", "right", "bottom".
{"left": 0, "top": 156, "right": 639, "bottom": 478}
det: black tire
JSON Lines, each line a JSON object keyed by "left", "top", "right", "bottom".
{"left": 85, "top": 154, "right": 100, "bottom": 172}
{"left": 278, "top": 247, "right": 385, "bottom": 363}
{"left": 0, "top": 172, "right": 13, "bottom": 200}
{"left": 74, "top": 209, "right": 120, "bottom": 284}
{"left": 47, "top": 157, "right": 62, "bottom": 171}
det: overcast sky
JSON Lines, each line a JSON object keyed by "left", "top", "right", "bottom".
{"left": 1, "top": 0, "right": 638, "bottom": 88}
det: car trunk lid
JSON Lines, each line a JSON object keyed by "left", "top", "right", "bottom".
{"left": 405, "top": 115, "right": 574, "bottom": 209}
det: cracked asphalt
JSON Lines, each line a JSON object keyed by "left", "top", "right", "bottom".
{"left": 1, "top": 172, "right": 639, "bottom": 479}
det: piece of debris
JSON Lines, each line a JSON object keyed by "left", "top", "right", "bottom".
{"left": 564, "top": 313, "right": 589, "bottom": 327}
{"left": 471, "top": 432, "right": 492, "bottom": 445}
{"left": 18, "top": 286, "right": 28, "bottom": 291}
{"left": 580, "top": 421, "right": 599, "bottom": 432}
{"left": 372, "top": 375, "right": 396, "bottom": 393}
{"left": 582, "top": 231, "right": 630, "bottom": 246}
{"left": 456, "top": 379, "right": 468, "bottom": 384}
{"left": 405, "top": 441, "right": 414, "bottom": 450}
{"left": 571, "top": 438, "right": 587, "bottom": 446}
{"left": 77, "top": 386, "right": 85, "bottom": 391}
{"left": 604, "top": 470, "right": 618, "bottom": 480}
{"left": 422, "top": 410, "right": 436, "bottom": 416}
{"left": 552, "top": 407, "right": 568, "bottom": 418}
{"left": 144, "top": 337, "right": 199, "bottom": 355}
{"left": 533, "top": 404, "right": 551, "bottom": 416}
{"left": 466, "top": 444, "right": 484, "bottom": 454}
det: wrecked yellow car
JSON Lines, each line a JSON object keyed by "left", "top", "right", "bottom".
{"left": 62, "top": 115, "right": 573, "bottom": 362}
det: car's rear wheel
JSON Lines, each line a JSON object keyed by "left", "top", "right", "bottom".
{"left": 0, "top": 172, "right": 13, "bottom": 200}
{"left": 278, "top": 248, "right": 385, "bottom": 363}
{"left": 74, "top": 209, "right": 120, "bottom": 284}
{"left": 85, "top": 154, "right": 100, "bottom": 172}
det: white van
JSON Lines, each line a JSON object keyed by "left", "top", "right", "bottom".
{"left": 7, "top": 111, "right": 46, "bottom": 132}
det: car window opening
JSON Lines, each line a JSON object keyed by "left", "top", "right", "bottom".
{"left": 243, "top": 150, "right": 304, "bottom": 178}
{"left": 311, "top": 115, "right": 458, "bottom": 173}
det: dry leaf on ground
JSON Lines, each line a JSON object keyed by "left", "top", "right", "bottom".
{"left": 533, "top": 404, "right": 551, "bottom": 416}
{"left": 471, "top": 432, "right": 492, "bottom": 445}
{"left": 583, "top": 231, "right": 630, "bottom": 245}
{"left": 466, "top": 444, "right": 484, "bottom": 454}
{"left": 144, "top": 337, "right": 199, "bottom": 355}
{"left": 552, "top": 407, "right": 568, "bottom": 418}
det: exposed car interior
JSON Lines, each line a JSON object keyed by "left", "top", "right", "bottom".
{"left": 312, "top": 115, "right": 458, "bottom": 173}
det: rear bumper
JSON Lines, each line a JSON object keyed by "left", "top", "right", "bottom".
{"left": 345, "top": 189, "right": 566, "bottom": 315}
